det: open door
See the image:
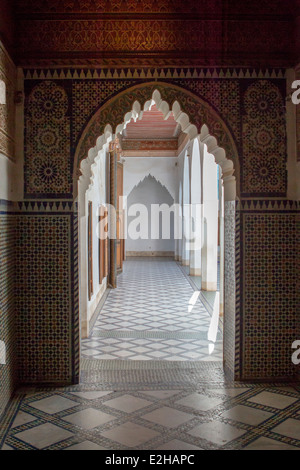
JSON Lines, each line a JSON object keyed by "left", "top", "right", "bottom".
{"left": 108, "top": 140, "right": 125, "bottom": 287}
{"left": 99, "top": 206, "right": 108, "bottom": 285}
{"left": 88, "top": 201, "right": 93, "bottom": 300}
{"left": 108, "top": 148, "right": 117, "bottom": 288}
{"left": 117, "top": 161, "right": 125, "bottom": 273}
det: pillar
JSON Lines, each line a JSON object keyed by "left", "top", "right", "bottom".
{"left": 201, "top": 147, "right": 218, "bottom": 291}
{"left": 181, "top": 153, "right": 190, "bottom": 266}
{"left": 190, "top": 139, "right": 202, "bottom": 276}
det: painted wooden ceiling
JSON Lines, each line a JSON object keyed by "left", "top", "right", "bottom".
{"left": 123, "top": 105, "right": 181, "bottom": 140}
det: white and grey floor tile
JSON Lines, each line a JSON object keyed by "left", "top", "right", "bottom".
{"left": 2, "top": 384, "right": 300, "bottom": 450}
{"left": 82, "top": 258, "right": 223, "bottom": 363}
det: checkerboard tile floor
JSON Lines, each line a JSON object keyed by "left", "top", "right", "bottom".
{"left": 2, "top": 384, "right": 300, "bottom": 450}
{"left": 81, "top": 258, "right": 223, "bottom": 362}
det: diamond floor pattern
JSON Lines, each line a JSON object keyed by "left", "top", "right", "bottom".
{"left": 82, "top": 258, "right": 223, "bottom": 362}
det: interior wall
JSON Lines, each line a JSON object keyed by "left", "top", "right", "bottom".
{"left": 124, "top": 157, "right": 177, "bottom": 255}
{"left": 126, "top": 174, "right": 175, "bottom": 255}
{"left": 85, "top": 149, "right": 108, "bottom": 323}
{"left": 123, "top": 156, "right": 178, "bottom": 201}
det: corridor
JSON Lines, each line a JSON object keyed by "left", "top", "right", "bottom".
{"left": 81, "top": 258, "right": 223, "bottom": 363}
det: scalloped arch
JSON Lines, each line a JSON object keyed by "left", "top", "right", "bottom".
{"left": 74, "top": 81, "right": 240, "bottom": 196}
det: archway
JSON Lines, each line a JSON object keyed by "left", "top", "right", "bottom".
{"left": 74, "top": 82, "right": 239, "bottom": 379}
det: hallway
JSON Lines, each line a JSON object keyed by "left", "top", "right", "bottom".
{"left": 81, "top": 258, "right": 223, "bottom": 363}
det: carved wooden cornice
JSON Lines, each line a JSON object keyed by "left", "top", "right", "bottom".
{"left": 12, "top": 0, "right": 298, "bottom": 68}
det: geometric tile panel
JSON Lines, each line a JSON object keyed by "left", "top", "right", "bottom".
{"left": 15, "top": 213, "right": 74, "bottom": 384}
{"left": 72, "top": 80, "right": 136, "bottom": 145}
{"left": 23, "top": 75, "right": 288, "bottom": 200}
{"left": 1, "top": 382, "right": 300, "bottom": 450}
{"left": 241, "top": 80, "right": 287, "bottom": 196}
{"left": 82, "top": 258, "right": 223, "bottom": 363}
{"left": 223, "top": 201, "right": 237, "bottom": 378}
{"left": 242, "top": 210, "right": 299, "bottom": 379}
{"left": 175, "top": 79, "right": 241, "bottom": 147}
{"left": 24, "top": 81, "right": 72, "bottom": 198}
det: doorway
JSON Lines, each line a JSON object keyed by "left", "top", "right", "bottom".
{"left": 75, "top": 83, "right": 238, "bottom": 380}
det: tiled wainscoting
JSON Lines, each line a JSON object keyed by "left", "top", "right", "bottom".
{"left": 0, "top": 205, "right": 17, "bottom": 418}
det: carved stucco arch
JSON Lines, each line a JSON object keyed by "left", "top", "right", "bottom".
{"left": 74, "top": 81, "right": 240, "bottom": 199}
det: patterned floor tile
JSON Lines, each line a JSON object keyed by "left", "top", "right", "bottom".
{"left": 209, "top": 389, "right": 247, "bottom": 399}
{"left": 188, "top": 421, "right": 247, "bottom": 446}
{"left": 11, "top": 412, "right": 37, "bottom": 429}
{"left": 63, "top": 408, "right": 116, "bottom": 430}
{"left": 142, "top": 407, "right": 195, "bottom": 428}
{"left": 70, "top": 391, "right": 112, "bottom": 400}
{"left": 175, "top": 393, "right": 224, "bottom": 412}
{"left": 1, "top": 444, "right": 14, "bottom": 450}
{"left": 101, "top": 422, "right": 160, "bottom": 447}
{"left": 1, "top": 381, "right": 300, "bottom": 451}
{"left": 82, "top": 259, "right": 222, "bottom": 363}
{"left": 14, "top": 423, "right": 74, "bottom": 450}
{"left": 65, "top": 441, "right": 108, "bottom": 450}
{"left": 271, "top": 418, "right": 300, "bottom": 440}
{"left": 140, "top": 391, "right": 181, "bottom": 400}
{"left": 156, "top": 440, "right": 203, "bottom": 450}
{"left": 248, "top": 391, "right": 299, "bottom": 410}
{"left": 1, "top": 259, "right": 300, "bottom": 451}
{"left": 29, "top": 395, "right": 78, "bottom": 415}
{"left": 243, "top": 436, "right": 300, "bottom": 451}
{"left": 221, "top": 405, "right": 274, "bottom": 425}
{"left": 103, "top": 395, "right": 152, "bottom": 413}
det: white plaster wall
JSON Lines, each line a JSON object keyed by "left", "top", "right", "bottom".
{"left": 85, "top": 149, "right": 108, "bottom": 323}
{"left": 123, "top": 157, "right": 178, "bottom": 201}
{"left": 124, "top": 157, "right": 178, "bottom": 255}
{"left": 126, "top": 175, "right": 175, "bottom": 254}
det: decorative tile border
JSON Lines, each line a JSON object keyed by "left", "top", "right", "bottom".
{"left": 23, "top": 68, "right": 287, "bottom": 81}
{"left": 90, "top": 330, "right": 220, "bottom": 341}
